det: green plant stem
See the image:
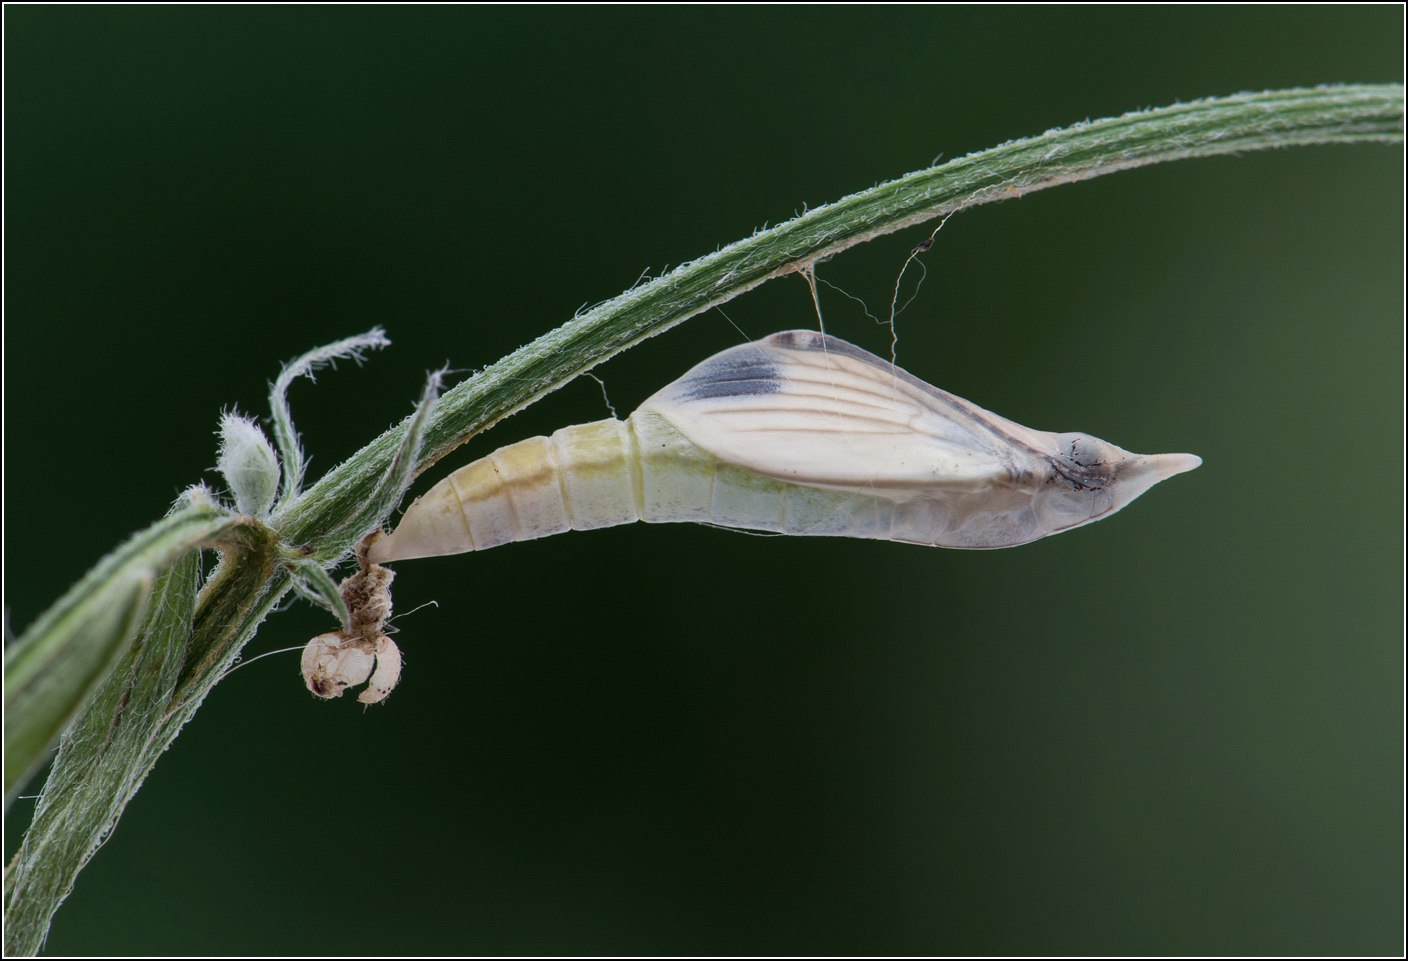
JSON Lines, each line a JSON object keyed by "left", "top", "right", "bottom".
{"left": 4, "top": 83, "right": 1402, "bottom": 955}
{"left": 276, "top": 84, "right": 1404, "bottom": 562}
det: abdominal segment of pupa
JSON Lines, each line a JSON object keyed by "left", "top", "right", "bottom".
{"left": 301, "top": 544, "right": 402, "bottom": 704}
{"left": 369, "top": 329, "right": 1202, "bottom": 564}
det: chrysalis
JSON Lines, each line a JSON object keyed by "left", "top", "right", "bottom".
{"left": 370, "top": 330, "right": 1200, "bottom": 563}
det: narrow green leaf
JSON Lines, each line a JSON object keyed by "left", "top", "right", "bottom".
{"left": 3, "top": 550, "right": 202, "bottom": 958}
{"left": 307, "top": 367, "right": 443, "bottom": 550}
{"left": 3, "top": 571, "right": 152, "bottom": 800}
{"left": 5, "top": 502, "right": 229, "bottom": 672}
{"left": 288, "top": 559, "right": 352, "bottom": 631}
{"left": 268, "top": 328, "right": 391, "bottom": 508}
{"left": 3, "top": 502, "right": 236, "bottom": 803}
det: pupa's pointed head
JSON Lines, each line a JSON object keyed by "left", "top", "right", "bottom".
{"left": 1032, "top": 432, "right": 1201, "bottom": 536}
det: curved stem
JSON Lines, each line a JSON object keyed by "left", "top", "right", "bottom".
{"left": 275, "top": 83, "right": 1404, "bottom": 561}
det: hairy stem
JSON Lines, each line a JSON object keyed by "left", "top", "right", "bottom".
{"left": 275, "top": 84, "right": 1404, "bottom": 562}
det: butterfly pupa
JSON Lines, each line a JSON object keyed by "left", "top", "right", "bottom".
{"left": 368, "top": 330, "right": 1200, "bottom": 563}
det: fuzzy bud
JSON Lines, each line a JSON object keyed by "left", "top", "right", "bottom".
{"left": 216, "top": 412, "right": 281, "bottom": 517}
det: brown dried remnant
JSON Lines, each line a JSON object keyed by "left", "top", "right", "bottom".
{"left": 301, "top": 532, "right": 402, "bottom": 704}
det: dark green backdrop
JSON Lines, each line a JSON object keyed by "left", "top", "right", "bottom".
{"left": 5, "top": 6, "right": 1402, "bottom": 956}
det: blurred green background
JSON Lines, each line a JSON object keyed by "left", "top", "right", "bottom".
{"left": 4, "top": 6, "right": 1402, "bottom": 956}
